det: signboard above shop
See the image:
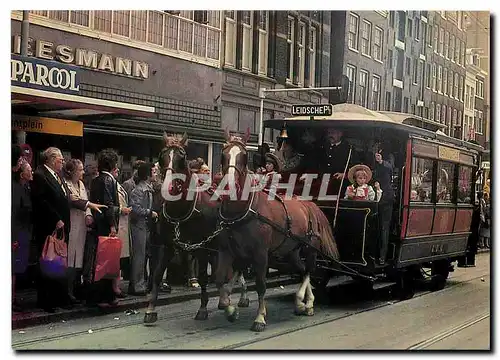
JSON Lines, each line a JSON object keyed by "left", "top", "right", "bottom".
{"left": 291, "top": 104, "right": 333, "bottom": 117}
{"left": 11, "top": 54, "right": 80, "bottom": 95}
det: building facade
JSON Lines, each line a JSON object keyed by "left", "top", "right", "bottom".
{"left": 220, "top": 10, "right": 332, "bottom": 165}
{"left": 11, "top": 10, "right": 224, "bottom": 179}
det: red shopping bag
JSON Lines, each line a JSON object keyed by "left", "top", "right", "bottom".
{"left": 94, "top": 236, "right": 122, "bottom": 282}
{"left": 40, "top": 229, "right": 68, "bottom": 279}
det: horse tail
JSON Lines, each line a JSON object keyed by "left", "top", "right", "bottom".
{"left": 308, "top": 203, "right": 339, "bottom": 260}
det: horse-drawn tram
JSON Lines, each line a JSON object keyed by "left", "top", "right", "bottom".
{"left": 258, "top": 103, "right": 482, "bottom": 299}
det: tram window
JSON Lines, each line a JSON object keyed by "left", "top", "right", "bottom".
{"left": 437, "top": 161, "right": 456, "bottom": 204}
{"left": 410, "top": 157, "right": 433, "bottom": 203}
{"left": 457, "top": 166, "right": 473, "bottom": 204}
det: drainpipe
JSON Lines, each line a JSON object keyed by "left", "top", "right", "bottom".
{"left": 15, "top": 11, "right": 30, "bottom": 144}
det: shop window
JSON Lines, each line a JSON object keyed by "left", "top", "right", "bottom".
{"left": 70, "top": 11, "right": 89, "bottom": 27}
{"left": 437, "top": 161, "right": 456, "bottom": 203}
{"left": 411, "top": 157, "right": 433, "bottom": 202}
{"left": 186, "top": 141, "right": 209, "bottom": 165}
{"left": 212, "top": 143, "right": 224, "bottom": 174}
{"left": 93, "top": 11, "right": 112, "bottom": 33}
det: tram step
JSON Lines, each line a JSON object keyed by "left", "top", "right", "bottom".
{"left": 373, "top": 281, "right": 397, "bottom": 290}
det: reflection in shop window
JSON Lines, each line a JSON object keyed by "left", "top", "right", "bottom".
{"left": 212, "top": 143, "right": 223, "bottom": 174}
{"left": 411, "top": 157, "right": 433, "bottom": 202}
{"left": 437, "top": 161, "right": 455, "bottom": 204}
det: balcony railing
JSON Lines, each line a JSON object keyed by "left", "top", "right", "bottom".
{"left": 20, "top": 10, "right": 222, "bottom": 64}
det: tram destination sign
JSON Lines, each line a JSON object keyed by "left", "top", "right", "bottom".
{"left": 291, "top": 104, "right": 333, "bottom": 117}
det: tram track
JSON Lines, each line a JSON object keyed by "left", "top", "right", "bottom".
{"left": 13, "top": 271, "right": 489, "bottom": 349}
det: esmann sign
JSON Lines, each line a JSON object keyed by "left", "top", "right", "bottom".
{"left": 291, "top": 104, "right": 333, "bottom": 117}
{"left": 11, "top": 55, "right": 80, "bottom": 94}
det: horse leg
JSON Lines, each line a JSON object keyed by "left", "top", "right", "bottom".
{"left": 304, "top": 275, "right": 315, "bottom": 316}
{"left": 144, "top": 245, "right": 168, "bottom": 325}
{"left": 237, "top": 272, "right": 250, "bottom": 308}
{"left": 223, "top": 269, "right": 241, "bottom": 322}
{"left": 194, "top": 250, "right": 210, "bottom": 321}
{"left": 215, "top": 250, "right": 234, "bottom": 310}
{"left": 250, "top": 253, "right": 268, "bottom": 332}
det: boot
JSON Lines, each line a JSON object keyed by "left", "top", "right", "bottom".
{"left": 67, "top": 268, "right": 81, "bottom": 304}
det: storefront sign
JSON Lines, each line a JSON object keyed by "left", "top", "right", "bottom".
{"left": 11, "top": 55, "right": 80, "bottom": 94}
{"left": 291, "top": 104, "right": 333, "bottom": 117}
{"left": 12, "top": 116, "right": 83, "bottom": 137}
{"left": 438, "top": 145, "right": 460, "bottom": 162}
{"left": 12, "top": 35, "right": 149, "bottom": 79}
{"left": 481, "top": 161, "right": 490, "bottom": 170}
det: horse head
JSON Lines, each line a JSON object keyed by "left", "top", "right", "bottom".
{"left": 159, "top": 132, "right": 189, "bottom": 200}
{"left": 221, "top": 128, "right": 250, "bottom": 185}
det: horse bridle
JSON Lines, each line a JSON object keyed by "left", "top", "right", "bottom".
{"left": 222, "top": 140, "right": 248, "bottom": 179}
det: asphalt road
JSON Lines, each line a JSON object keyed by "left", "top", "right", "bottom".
{"left": 12, "top": 253, "right": 490, "bottom": 350}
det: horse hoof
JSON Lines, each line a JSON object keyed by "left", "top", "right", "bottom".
{"left": 305, "top": 307, "right": 315, "bottom": 316}
{"left": 225, "top": 306, "right": 239, "bottom": 323}
{"left": 143, "top": 312, "right": 158, "bottom": 325}
{"left": 250, "top": 322, "right": 266, "bottom": 332}
{"left": 194, "top": 309, "right": 209, "bottom": 321}
{"left": 238, "top": 298, "right": 250, "bottom": 308}
{"left": 294, "top": 307, "right": 306, "bottom": 316}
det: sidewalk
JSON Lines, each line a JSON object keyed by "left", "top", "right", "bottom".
{"left": 12, "top": 274, "right": 298, "bottom": 330}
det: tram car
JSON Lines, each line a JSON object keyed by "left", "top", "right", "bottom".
{"left": 259, "top": 103, "right": 483, "bottom": 299}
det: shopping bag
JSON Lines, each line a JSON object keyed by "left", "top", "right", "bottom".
{"left": 39, "top": 229, "right": 67, "bottom": 279}
{"left": 94, "top": 236, "right": 122, "bottom": 282}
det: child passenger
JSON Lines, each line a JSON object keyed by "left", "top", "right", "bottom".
{"left": 344, "top": 164, "right": 382, "bottom": 201}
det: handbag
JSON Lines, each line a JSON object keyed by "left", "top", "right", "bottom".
{"left": 39, "top": 228, "right": 68, "bottom": 279}
{"left": 94, "top": 235, "right": 122, "bottom": 282}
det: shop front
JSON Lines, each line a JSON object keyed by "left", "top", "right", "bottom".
{"left": 11, "top": 17, "right": 224, "bottom": 177}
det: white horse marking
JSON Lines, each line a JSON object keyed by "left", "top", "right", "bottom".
{"left": 161, "top": 149, "right": 175, "bottom": 200}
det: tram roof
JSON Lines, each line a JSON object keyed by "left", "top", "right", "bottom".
{"left": 264, "top": 103, "right": 483, "bottom": 153}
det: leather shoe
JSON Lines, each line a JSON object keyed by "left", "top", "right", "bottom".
{"left": 160, "top": 283, "right": 172, "bottom": 293}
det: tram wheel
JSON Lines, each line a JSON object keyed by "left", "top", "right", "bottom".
{"left": 429, "top": 260, "right": 450, "bottom": 291}
{"left": 394, "top": 270, "right": 415, "bottom": 301}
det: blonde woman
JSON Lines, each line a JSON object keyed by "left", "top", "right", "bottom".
{"left": 63, "top": 159, "right": 93, "bottom": 303}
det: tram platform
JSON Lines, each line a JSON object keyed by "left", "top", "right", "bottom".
{"left": 12, "top": 274, "right": 297, "bottom": 330}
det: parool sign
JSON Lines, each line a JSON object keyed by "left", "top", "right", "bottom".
{"left": 11, "top": 54, "right": 80, "bottom": 94}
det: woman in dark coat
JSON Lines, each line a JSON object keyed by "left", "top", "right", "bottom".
{"left": 12, "top": 157, "right": 33, "bottom": 311}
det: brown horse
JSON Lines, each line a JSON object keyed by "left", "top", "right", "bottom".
{"left": 214, "top": 130, "right": 339, "bottom": 332}
{"left": 144, "top": 133, "right": 248, "bottom": 325}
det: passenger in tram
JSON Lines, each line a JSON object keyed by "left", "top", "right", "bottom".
{"left": 368, "top": 141, "right": 395, "bottom": 266}
{"left": 261, "top": 153, "right": 282, "bottom": 193}
{"left": 344, "top": 164, "right": 382, "bottom": 201}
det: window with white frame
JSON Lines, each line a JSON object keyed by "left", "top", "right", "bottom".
{"left": 469, "top": 86, "right": 475, "bottom": 109}
{"left": 476, "top": 110, "right": 484, "bottom": 134}
{"left": 454, "top": 73, "right": 459, "bottom": 98}
{"left": 459, "top": 76, "right": 464, "bottom": 102}
{"left": 426, "top": 64, "right": 431, "bottom": 88}
{"left": 348, "top": 13, "right": 359, "bottom": 50}
{"left": 257, "top": 11, "right": 269, "bottom": 75}
{"left": 224, "top": 11, "right": 236, "bottom": 67}
{"left": 448, "top": 71, "right": 453, "bottom": 95}
{"left": 442, "top": 104, "right": 447, "bottom": 125}
{"left": 436, "top": 104, "right": 441, "bottom": 122}
{"left": 297, "top": 21, "right": 306, "bottom": 86}
{"left": 453, "top": 109, "right": 458, "bottom": 128}
{"left": 447, "top": 107, "right": 452, "bottom": 131}
{"left": 413, "top": 60, "right": 419, "bottom": 84}
{"left": 457, "top": 40, "right": 462, "bottom": 66}
{"left": 462, "top": 41, "right": 466, "bottom": 66}
{"left": 465, "top": 85, "right": 470, "bottom": 109}
{"left": 476, "top": 79, "right": 484, "bottom": 98}
{"left": 437, "top": 65, "right": 442, "bottom": 92}
{"left": 241, "top": 11, "right": 253, "bottom": 71}
{"left": 371, "top": 75, "right": 381, "bottom": 110}
{"left": 308, "top": 26, "right": 317, "bottom": 87}
{"left": 443, "top": 68, "right": 448, "bottom": 95}
{"left": 361, "top": 20, "right": 372, "bottom": 56}
{"left": 444, "top": 31, "right": 449, "bottom": 59}
{"left": 439, "top": 28, "right": 444, "bottom": 55}
{"left": 433, "top": 25, "right": 438, "bottom": 52}
{"left": 70, "top": 10, "right": 90, "bottom": 26}
{"left": 373, "top": 27, "right": 383, "bottom": 61}
{"left": 359, "top": 70, "right": 369, "bottom": 107}
{"left": 455, "top": 37, "right": 460, "bottom": 63}
{"left": 448, "top": 34, "right": 454, "bottom": 62}
{"left": 415, "top": 19, "right": 420, "bottom": 40}
{"left": 432, "top": 63, "right": 437, "bottom": 91}
{"left": 287, "top": 17, "right": 295, "bottom": 82}
{"left": 130, "top": 11, "right": 147, "bottom": 42}
{"left": 457, "top": 11, "right": 463, "bottom": 29}
{"left": 430, "top": 102, "right": 435, "bottom": 121}
{"left": 346, "top": 64, "right": 356, "bottom": 104}
{"left": 458, "top": 110, "right": 462, "bottom": 131}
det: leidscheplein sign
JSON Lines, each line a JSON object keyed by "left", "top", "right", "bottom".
{"left": 11, "top": 54, "right": 80, "bottom": 95}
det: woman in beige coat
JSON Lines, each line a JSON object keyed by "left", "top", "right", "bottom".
{"left": 64, "top": 159, "right": 93, "bottom": 302}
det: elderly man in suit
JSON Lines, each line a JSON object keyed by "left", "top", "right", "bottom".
{"left": 31, "top": 147, "right": 105, "bottom": 313}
